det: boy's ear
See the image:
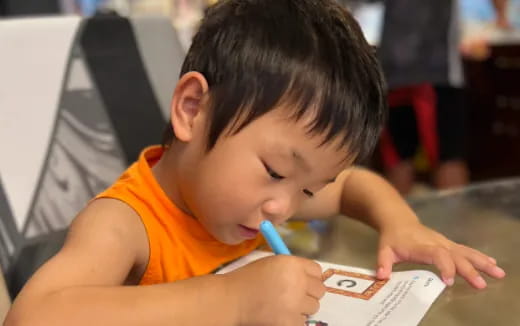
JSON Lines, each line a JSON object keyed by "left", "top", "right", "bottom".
{"left": 170, "top": 72, "right": 209, "bottom": 142}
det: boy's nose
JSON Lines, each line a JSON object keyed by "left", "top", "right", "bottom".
{"left": 261, "top": 197, "right": 295, "bottom": 224}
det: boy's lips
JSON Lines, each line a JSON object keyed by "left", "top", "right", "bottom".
{"left": 238, "top": 224, "right": 259, "bottom": 239}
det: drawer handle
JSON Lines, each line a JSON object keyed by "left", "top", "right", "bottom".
{"left": 495, "top": 57, "right": 520, "bottom": 69}
{"left": 496, "top": 96, "right": 520, "bottom": 111}
{"left": 492, "top": 121, "right": 520, "bottom": 137}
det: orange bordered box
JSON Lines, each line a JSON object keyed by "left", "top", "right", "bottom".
{"left": 322, "top": 269, "right": 388, "bottom": 300}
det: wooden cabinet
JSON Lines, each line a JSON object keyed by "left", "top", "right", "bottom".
{"left": 465, "top": 45, "right": 520, "bottom": 180}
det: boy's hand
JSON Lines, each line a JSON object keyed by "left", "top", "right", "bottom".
{"left": 224, "top": 255, "right": 326, "bottom": 326}
{"left": 376, "top": 222, "right": 506, "bottom": 289}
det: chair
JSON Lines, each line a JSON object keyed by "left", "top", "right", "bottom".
{"left": 0, "top": 14, "right": 184, "bottom": 301}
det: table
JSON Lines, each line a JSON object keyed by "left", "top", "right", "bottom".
{"left": 316, "top": 178, "right": 520, "bottom": 325}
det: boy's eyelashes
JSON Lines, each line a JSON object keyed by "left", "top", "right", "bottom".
{"left": 303, "top": 189, "right": 314, "bottom": 198}
{"left": 263, "top": 162, "right": 285, "bottom": 180}
{"left": 262, "top": 161, "right": 314, "bottom": 198}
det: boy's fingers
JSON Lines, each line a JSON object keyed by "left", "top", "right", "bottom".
{"left": 302, "top": 259, "right": 323, "bottom": 279}
{"left": 459, "top": 245, "right": 496, "bottom": 265}
{"left": 431, "top": 248, "right": 456, "bottom": 286}
{"left": 454, "top": 255, "right": 487, "bottom": 289}
{"left": 377, "top": 246, "right": 395, "bottom": 279}
{"left": 407, "top": 245, "right": 438, "bottom": 265}
{"left": 301, "top": 296, "right": 320, "bottom": 316}
{"left": 306, "top": 278, "right": 326, "bottom": 300}
{"left": 461, "top": 248, "right": 506, "bottom": 279}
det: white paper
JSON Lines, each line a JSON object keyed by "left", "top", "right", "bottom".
{"left": 218, "top": 251, "right": 445, "bottom": 326}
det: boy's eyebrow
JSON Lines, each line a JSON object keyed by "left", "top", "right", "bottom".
{"left": 292, "top": 150, "right": 310, "bottom": 169}
{"left": 291, "top": 150, "right": 336, "bottom": 184}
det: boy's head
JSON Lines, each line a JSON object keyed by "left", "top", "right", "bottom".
{"left": 160, "top": 0, "right": 386, "bottom": 244}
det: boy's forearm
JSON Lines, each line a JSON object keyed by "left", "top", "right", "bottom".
{"left": 340, "top": 168, "right": 420, "bottom": 232}
{"left": 5, "top": 274, "right": 238, "bottom": 326}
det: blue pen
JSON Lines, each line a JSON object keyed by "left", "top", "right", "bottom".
{"left": 260, "top": 220, "right": 291, "bottom": 255}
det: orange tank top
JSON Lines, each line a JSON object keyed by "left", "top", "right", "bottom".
{"left": 95, "top": 146, "right": 264, "bottom": 285}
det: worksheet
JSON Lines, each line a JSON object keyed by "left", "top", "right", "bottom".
{"left": 218, "top": 251, "right": 445, "bottom": 326}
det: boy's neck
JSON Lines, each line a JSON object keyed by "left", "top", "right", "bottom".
{"left": 151, "top": 145, "right": 193, "bottom": 218}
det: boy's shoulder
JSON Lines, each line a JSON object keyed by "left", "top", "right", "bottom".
{"left": 69, "top": 198, "right": 150, "bottom": 279}
{"left": 78, "top": 198, "right": 147, "bottom": 244}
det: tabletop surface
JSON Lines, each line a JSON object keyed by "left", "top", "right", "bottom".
{"left": 316, "top": 178, "right": 520, "bottom": 325}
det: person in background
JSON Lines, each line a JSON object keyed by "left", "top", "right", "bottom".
{"left": 379, "top": 0, "right": 509, "bottom": 195}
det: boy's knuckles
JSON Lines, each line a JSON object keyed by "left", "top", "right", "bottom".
{"left": 306, "top": 278, "right": 326, "bottom": 299}
{"left": 317, "top": 283, "right": 327, "bottom": 298}
{"left": 432, "top": 246, "right": 450, "bottom": 257}
{"left": 305, "top": 261, "right": 323, "bottom": 277}
{"left": 272, "top": 255, "right": 299, "bottom": 269}
{"left": 457, "top": 262, "right": 479, "bottom": 278}
{"left": 471, "top": 252, "right": 497, "bottom": 269}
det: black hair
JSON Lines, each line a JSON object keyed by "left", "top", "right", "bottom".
{"left": 163, "top": 0, "right": 386, "bottom": 163}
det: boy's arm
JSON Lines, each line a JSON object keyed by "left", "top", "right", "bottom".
{"left": 323, "top": 168, "right": 420, "bottom": 231}
{"left": 293, "top": 167, "right": 417, "bottom": 229}
{"left": 4, "top": 199, "right": 238, "bottom": 326}
{"left": 295, "top": 168, "right": 506, "bottom": 289}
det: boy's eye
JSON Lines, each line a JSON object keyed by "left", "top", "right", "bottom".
{"left": 263, "top": 162, "right": 285, "bottom": 180}
{"left": 303, "top": 189, "right": 314, "bottom": 198}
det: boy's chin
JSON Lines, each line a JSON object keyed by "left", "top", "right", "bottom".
{"left": 215, "top": 234, "right": 245, "bottom": 246}
{"left": 211, "top": 230, "right": 247, "bottom": 246}
{"left": 223, "top": 238, "right": 245, "bottom": 246}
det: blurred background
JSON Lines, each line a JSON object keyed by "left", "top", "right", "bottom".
{"left": 1, "top": 0, "right": 519, "bottom": 194}
{"left": 1, "top": 0, "right": 520, "bottom": 320}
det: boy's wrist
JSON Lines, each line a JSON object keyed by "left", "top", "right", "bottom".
{"left": 362, "top": 198, "right": 421, "bottom": 234}
{"left": 376, "top": 207, "right": 421, "bottom": 234}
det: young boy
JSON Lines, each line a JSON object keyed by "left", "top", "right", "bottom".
{"left": 5, "top": 0, "right": 505, "bottom": 325}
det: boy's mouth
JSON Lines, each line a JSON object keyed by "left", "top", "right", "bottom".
{"left": 238, "top": 224, "right": 259, "bottom": 239}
